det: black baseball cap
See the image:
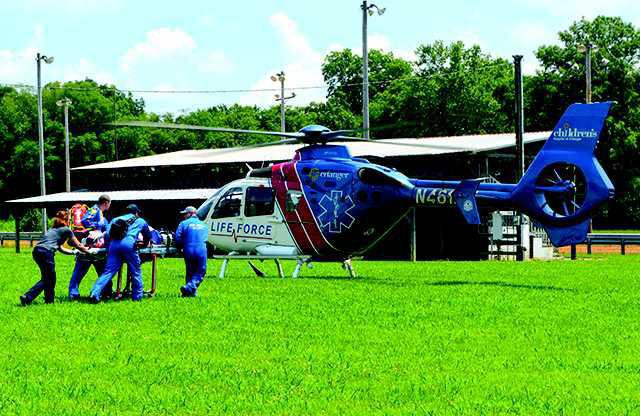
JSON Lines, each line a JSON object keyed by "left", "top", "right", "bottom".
{"left": 126, "top": 204, "right": 142, "bottom": 214}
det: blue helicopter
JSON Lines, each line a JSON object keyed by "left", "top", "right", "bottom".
{"left": 112, "top": 102, "right": 615, "bottom": 261}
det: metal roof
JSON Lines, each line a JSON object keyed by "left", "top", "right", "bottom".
{"left": 7, "top": 188, "right": 216, "bottom": 206}
{"left": 73, "top": 131, "right": 552, "bottom": 170}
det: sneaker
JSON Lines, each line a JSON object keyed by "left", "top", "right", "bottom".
{"left": 69, "top": 295, "right": 80, "bottom": 301}
{"left": 180, "top": 286, "right": 193, "bottom": 298}
{"left": 19, "top": 295, "right": 30, "bottom": 306}
{"left": 88, "top": 295, "right": 100, "bottom": 304}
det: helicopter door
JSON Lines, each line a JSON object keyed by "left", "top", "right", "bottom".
{"left": 242, "top": 186, "right": 283, "bottom": 246}
{"left": 208, "top": 186, "right": 244, "bottom": 252}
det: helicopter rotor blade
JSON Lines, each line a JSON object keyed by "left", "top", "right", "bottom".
{"left": 327, "top": 121, "right": 418, "bottom": 136}
{"left": 327, "top": 121, "right": 419, "bottom": 138}
{"left": 108, "top": 120, "right": 466, "bottom": 152}
{"left": 137, "top": 137, "right": 300, "bottom": 159}
{"left": 214, "top": 138, "right": 301, "bottom": 152}
{"left": 328, "top": 136, "right": 471, "bottom": 152}
{"left": 107, "top": 120, "right": 305, "bottom": 139}
{"left": 218, "top": 136, "right": 470, "bottom": 153}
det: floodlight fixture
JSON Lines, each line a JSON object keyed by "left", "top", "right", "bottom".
{"left": 368, "top": 4, "right": 385, "bottom": 16}
{"left": 56, "top": 97, "right": 72, "bottom": 107}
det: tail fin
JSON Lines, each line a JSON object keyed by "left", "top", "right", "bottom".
{"left": 453, "top": 179, "right": 482, "bottom": 225}
{"left": 511, "top": 102, "right": 615, "bottom": 246}
{"left": 540, "top": 101, "right": 613, "bottom": 154}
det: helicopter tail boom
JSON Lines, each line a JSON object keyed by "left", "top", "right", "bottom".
{"left": 409, "top": 102, "right": 615, "bottom": 246}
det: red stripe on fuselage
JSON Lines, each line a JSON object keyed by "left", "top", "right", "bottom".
{"left": 290, "top": 162, "right": 338, "bottom": 253}
{"left": 271, "top": 162, "right": 331, "bottom": 256}
{"left": 271, "top": 162, "right": 317, "bottom": 255}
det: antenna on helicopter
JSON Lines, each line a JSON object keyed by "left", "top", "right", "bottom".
{"left": 245, "top": 163, "right": 254, "bottom": 178}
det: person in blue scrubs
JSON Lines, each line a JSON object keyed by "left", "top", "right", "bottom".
{"left": 175, "top": 206, "right": 209, "bottom": 297}
{"left": 89, "top": 204, "right": 152, "bottom": 303}
{"left": 68, "top": 194, "right": 111, "bottom": 300}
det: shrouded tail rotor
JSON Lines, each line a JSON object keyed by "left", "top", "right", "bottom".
{"left": 534, "top": 162, "right": 586, "bottom": 218}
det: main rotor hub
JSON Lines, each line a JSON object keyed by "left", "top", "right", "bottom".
{"left": 298, "top": 125, "right": 331, "bottom": 135}
{"left": 298, "top": 125, "right": 332, "bottom": 143}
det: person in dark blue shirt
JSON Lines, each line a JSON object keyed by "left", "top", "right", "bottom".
{"left": 68, "top": 194, "right": 111, "bottom": 300}
{"left": 21, "top": 211, "right": 90, "bottom": 305}
{"left": 89, "top": 204, "right": 152, "bottom": 302}
{"left": 175, "top": 206, "right": 209, "bottom": 297}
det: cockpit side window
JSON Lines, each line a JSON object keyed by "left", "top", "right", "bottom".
{"left": 211, "top": 187, "right": 243, "bottom": 219}
{"left": 245, "top": 186, "right": 275, "bottom": 217}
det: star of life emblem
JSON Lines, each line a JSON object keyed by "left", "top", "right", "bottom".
{"left": 317, "top": 190, "right": 356, "bottom": 233}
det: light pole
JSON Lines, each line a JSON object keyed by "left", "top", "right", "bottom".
{"left": 36, "top": 52, "right": 54, "bottom": 232}
{"left": 271, "top": 71, "right": 296, "bottom": 132}
{"left": 56, "top": 98, "right": 72, "bottom": 192}
{"left": 578, "top": 43, "right": 593, "bottom": 103}
{"left": 361, "top": 1, "right": 385, "bottom": 139}
{"left": 578, "top": 42, "right": 594, "bottom": 240}
{"left": 513, "top": 55, "right": 525, "bottom": 261}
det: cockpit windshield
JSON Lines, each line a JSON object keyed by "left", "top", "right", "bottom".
{"left": 196, "top": 188, "right": 223, "bottom": 220}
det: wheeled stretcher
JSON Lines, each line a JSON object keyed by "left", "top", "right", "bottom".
{"left": 78, "top": 245, "right": 179, "bottom": 299}
{"left": 114, "top": 246, "right": 180, "bottom": 299}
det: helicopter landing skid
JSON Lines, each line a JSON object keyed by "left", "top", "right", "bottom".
{"left": 211, "top": 255, "right": 362, "bottom": 279}
{"left": 214, "top": 255, "right": 311, "bottom": 278}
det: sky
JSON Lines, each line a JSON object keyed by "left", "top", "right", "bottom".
{"left": 1, "top": 0, "right": 638, "bottom": 114}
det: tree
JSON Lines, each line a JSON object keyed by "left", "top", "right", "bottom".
{"left": 0, "top": 88, "right": 38, "bottom": 214}
{"left": 322, "top": 48, "right": 413, "bottom": 115}
{"left": 364, "top": 41, "right": 513, "bottom": 138}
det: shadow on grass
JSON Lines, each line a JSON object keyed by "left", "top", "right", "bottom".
{"left": 427, "top": 280, "right": 575, "bottom": 291}
{"left": 16, "top": 294, "right": 158, "bottom": 307}
{"left": 293, "top": 275, "right": 360, "bottom": 281}
{"left": 296, "top": 275, "right": 575, "bottom": 292}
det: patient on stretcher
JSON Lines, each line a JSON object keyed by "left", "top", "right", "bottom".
{"left": 80, "top": 226, "right": 168, "bottom": 253}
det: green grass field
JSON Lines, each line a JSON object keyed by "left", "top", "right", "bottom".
{"left": 1, "top": 249, "right": 640, "bottom": 415}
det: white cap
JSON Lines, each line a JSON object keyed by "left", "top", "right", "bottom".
{"left": 180, "top": 206, "right": 197, "bottom": 214}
